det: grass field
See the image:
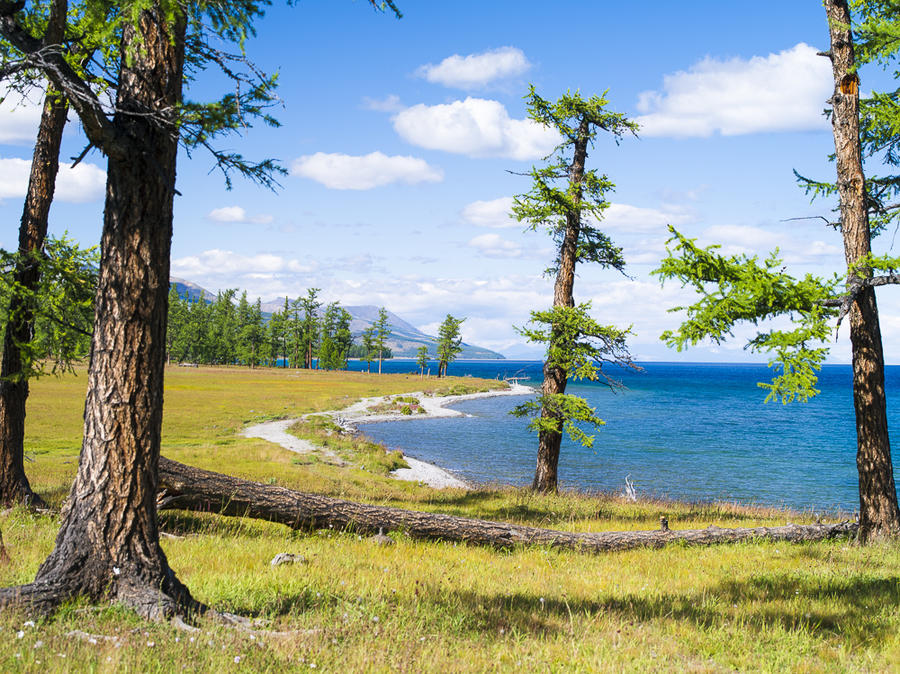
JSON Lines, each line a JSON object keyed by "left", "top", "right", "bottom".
{"left": 2, "top": 365, "right": 899, "bottom": 672}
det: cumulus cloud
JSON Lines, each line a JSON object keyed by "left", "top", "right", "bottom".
{"left": 416, "top": 47, "right": 531, "bottom": 89}
{"left": 635, "top": 43, "right": 832, "bottom": 137}
{"left": 467, "top": 233, "right": 522, "bottom": 258}
{"left": 207, "top": 205, "right": 273, "bottom": 225}
{"left": 393, "top": 97, "right": 559, "bottom": 160}
{"left": 462, "top": 196, "right": 517, "bottom": 228}
{"left": 291, "top": 151, "right": 443, "bottom": 190}
{"left": 0, "top": 157, "right": 105, "bottom": 203}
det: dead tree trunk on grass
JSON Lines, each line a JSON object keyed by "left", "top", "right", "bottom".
{"left": 157, "top": 457, "right": 857, "bottom": 553}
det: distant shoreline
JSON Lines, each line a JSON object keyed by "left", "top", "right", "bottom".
{"left": 242, "top": 382, "right": 535, "bottom": 489}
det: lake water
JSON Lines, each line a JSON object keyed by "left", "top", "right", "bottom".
{"left": 348, "top": 359, "right": 900, "bottom": 513}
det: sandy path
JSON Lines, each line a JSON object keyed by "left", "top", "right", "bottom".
{"left": 240, "top": 382, "right": 534, "bottom": 489}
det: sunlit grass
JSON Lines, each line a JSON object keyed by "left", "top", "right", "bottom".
{"left": 2, "top": 365, "right": 898, "bottom": 671}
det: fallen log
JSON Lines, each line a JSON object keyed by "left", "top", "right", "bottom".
{"left": 157, "top": 457, "right": 858, "bottom": 553}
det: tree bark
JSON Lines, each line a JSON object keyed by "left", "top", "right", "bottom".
{"left": 0, "top": 90, "right": 68, "bottom": 508}
{"left": 534, "top": 118, "right": 589, "bottom": 493}
{"left": 0, "top": 6, "right": 199, "bottom": 620}
{"left": 157, "top": 457, "right": 857, "bottom": 552}
{"left": 0, "top": 0, "right": 70, "bottom": 509}
{"left": 824, "top": 0, "right": 900, "bottom": 541}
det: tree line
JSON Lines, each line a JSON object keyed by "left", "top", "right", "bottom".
{"left": 166, "top": 286, "right": 392, "bottom": 370}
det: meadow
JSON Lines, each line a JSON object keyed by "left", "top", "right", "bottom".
{"left": 1, "top": 365, "right": 898, "bottom": 672}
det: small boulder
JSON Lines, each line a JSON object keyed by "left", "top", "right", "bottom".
{"left": 270, "top": 552, "right": 308, "bottom": 567}
{"left": 371, "top": 527, "right": 394, "bottom": 546}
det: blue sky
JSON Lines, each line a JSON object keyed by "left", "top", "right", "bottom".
{"left": 2, "top": 0, "right": 899, "bottom": 362}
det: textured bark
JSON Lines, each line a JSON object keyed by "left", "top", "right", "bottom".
{"left": 0, "top": 0, "right": 69, "bottom": 509}
{"left": 534, "top": 118, "right": 589, "bottom": 493}
{"left": 0, "top": 7, "right": 199, "bottom": 620}
{"left": 157, "top": 457, "right": 857, "bottom": 552}
{"left": 825, "top": 0, "right": 900, "bottom": 541}
{"left": 0, "top": 94, "right": 67, "bottom": 508}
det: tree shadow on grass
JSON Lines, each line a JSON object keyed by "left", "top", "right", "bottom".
{"left": 423, "top": 571, "right": 899, "bottom": 642}
{"left": 239, "top": 572, "right": 899, "bottom": 644}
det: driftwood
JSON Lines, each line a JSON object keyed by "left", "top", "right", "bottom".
{"left": 157, "top": 457, "right": 858, "bottom": 553}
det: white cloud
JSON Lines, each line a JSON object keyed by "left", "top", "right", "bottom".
{"left": 0, "top": 157, "right": 105, "bottom": 203}
{"left": 393, "top": 97, "right": 560, "bottom": 160}
{"left": 462, "top": 196, "right": 517, "bottom": 228}
{"left": 601, "top": 203, "right": 692, "bottom": 233}
{"left": 467, "top": 233, "right": 522, "bottom": 258}
{"left": 416, "top": 47, "right": 531, "bottom": 89}
{"left": 0, "top": 96, "right": 43, "bottom": 144}
{"left": 461, "top": 197, "right": 690, "bottom": 234}
{"left": 362, "top": 94, "right": 404, "bottom": 113}
{"left": 700, "top": 223, "right": 842, "bottom": 264}
{"left": 172, "top": 249, "right": 290, "bottom": 276}
{"left": 635, "top": 43, "right": 832, "bottom": 137}
{"left": 291, "top": 151, "right": 443, "bottom": 190}
{"left": 207, "top": 205, "right": 273, "bottom": 225}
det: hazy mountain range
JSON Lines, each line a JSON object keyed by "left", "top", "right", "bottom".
{"left": 170, "top": 277, "right": 505, "bottom": 360}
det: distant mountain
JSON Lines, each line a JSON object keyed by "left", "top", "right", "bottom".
{"left": 170, "top": 279, "right": 505, "bottom": 360}
{"left": 170, "top": 277, "right": 217, "bottom": 303}
{"left": 345, "top": 305, "right": 504, "bottom": 360}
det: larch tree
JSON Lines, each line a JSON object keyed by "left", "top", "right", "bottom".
{"left": 0, "top": 0, "right": 400, "bottom": 619}
{"left": 374, "top": 306, "right": 390, "bottom": 374}
{"left": 416, "top": 344, "right": 428, "bottom": 376}
{"left": 654, "top": 0, "right": 900, "bottom": 541}
{"left": 300, "top": 287, "right": 321, "bottom": 369}
{"left": 0, "top": 0, "right": 75, "bottom": 508}
{"left": 361, "top": 325, "right": 376, "bottom": 373}
{"left": 510, "top": 87, "right": 638, "bottom": 494}
{"left": 436, "top": 313, "right": 464, "bottom": 378}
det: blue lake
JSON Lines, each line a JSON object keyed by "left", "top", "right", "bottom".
{"left": 347, "top": 359, "right": 900, "bottom": 513}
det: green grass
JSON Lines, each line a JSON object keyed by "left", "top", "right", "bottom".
{"left": 2, "top": 365, "right": 898, "bottom": 672}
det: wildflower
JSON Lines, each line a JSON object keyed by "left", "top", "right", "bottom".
{"left": 24, "top": 620, "right": 35, "bottom": 627}
{"left": 113, "top": 567, "right": 121, "bottom": 576}
{"left": 147, "top": 641, "right": 155, "bottom": 647}
{"left": 234, "top": 656, "right": 241, "bottom": 664}
{"left": 34, "top": 640, "right": 44, "bottom": 649}
{"left": 189, "top": 636, "right": 195, "bottom": 643}
{"left": 16, "top": 631, "right": 24, "bottom": 639}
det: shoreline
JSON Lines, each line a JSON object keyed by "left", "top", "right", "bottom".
{"left": 242, "top": 382, "right": 535, "bottom": 489}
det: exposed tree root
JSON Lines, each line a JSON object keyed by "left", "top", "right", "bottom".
{"left": 157, "top": 457, "right": 858, "bottom": 553}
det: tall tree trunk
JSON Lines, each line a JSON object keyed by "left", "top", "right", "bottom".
{"left": 0, "top": 6, "right": 70, "bottom": 508}
{"left": 534, "top": 119, "right": 589, "bottom": 493}
{"left": 0, "top": 7, "right": 197, "bottom": 619}
{"left": 825, "top": 0, "right": 900, "bottom": 540}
